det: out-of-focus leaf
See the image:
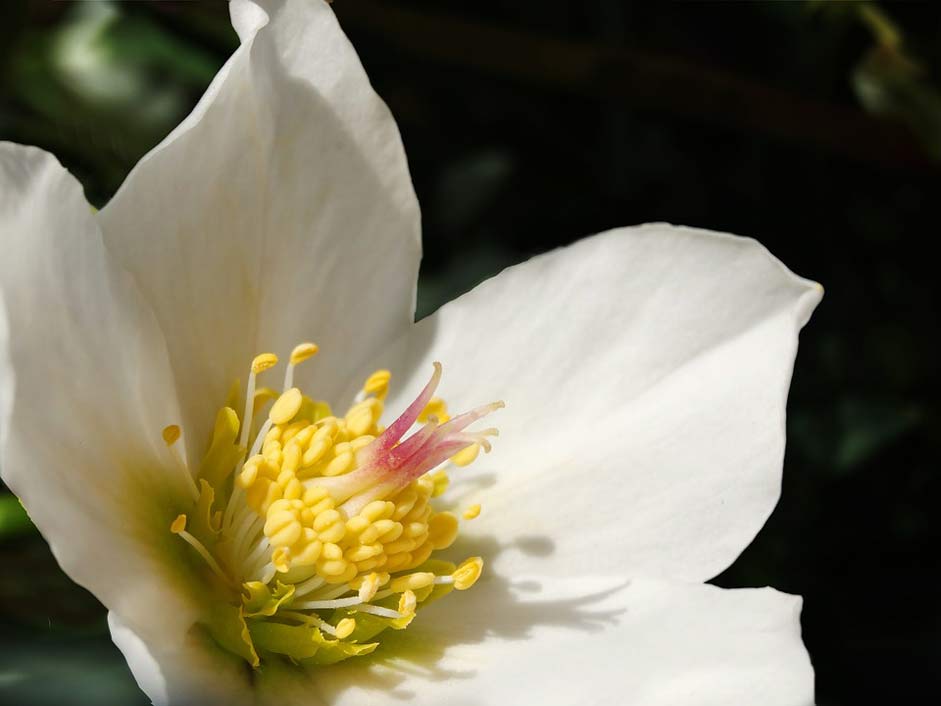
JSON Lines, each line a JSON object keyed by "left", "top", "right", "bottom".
{"left": 790, "top": 398, "right": 923, "bottom": 475}
{"left": 852, "top": 48, "right": 941, "bottom": 159}
{"left": 812, "top": 0, "right": 941, "bottom": 159}
{"left": 0, "top": 628, "right": 148, "bottom": 706}
{"left": 0, "top": 494, "right": 34, "bottom": 539}
{"left": 834, "top": 398, "right": 922, "bottom": 470}
{"left": 3, "top": 0, "right": 226, "bottom": 203}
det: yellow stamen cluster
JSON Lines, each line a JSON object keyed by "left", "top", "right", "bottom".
{"left": 237, "top": 375, "right": 463, "bottom": 587}
{"left": 166, "top": 348, "right": 497, "bottom": 668}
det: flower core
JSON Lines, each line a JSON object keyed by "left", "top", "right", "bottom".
{"left": 165, "top": 344, "right": 500, "bottom": 667}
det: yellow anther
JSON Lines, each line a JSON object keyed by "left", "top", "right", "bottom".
{"left": 162, "top": 425, "right": 181, "bottom": 446}
{"left": 418, "top": 397, "right": 449, "bottom": 424}
{"left": 450, "top": 442, "right": 480, "bottom": 467}
{"left": 398, "top": 590, "right": 417, "bottom": 616}
{"left": 281, "top": 443, "right": 302, "bottom": 476}
{"left": 293, "top": 425, "right": 316, "bottom": 446}
{"left": 322, "top": 543, "right": 343, "bottom": 561}
{"left": 303, "top": 486, "right": 329, "bottom": 506}
{"left": 270, "top": 388, "right": 303, "bottom": 425}
{"left": 389, "top": 572, "right": 434, "bottom": 593}
{"left": 409, "top": 541, "right": 434, "bottom": 569}
{"left": 238, "top": 462, "right": 258, "bottom": 489}
{"left": 345, "top": 516, "right": 370, "bottom": 536}
{"left": 272, "top": 547, "right": 292, "bottom": 573}
{"left": 291, "top": 539, "right": 323, "bottom": 566}
{"left": 372, "top": 519, "right": 401, "bottom": 542}
{"left": 404, "top": 521, "right": 428, "bottom": 539}
{"left": 415, "top": 475, "right": 434, "bottom": 496}
{"left": 427, "top": 512, "right": 459, "bottom": 550}
{"left": 290, "top": 342, "right": 319, "bottom": 366}
{"left": 263, "top": 448, "right": 282, "bottom": 470}
{"left": 362, "top": 369, "right": 391, "bottom": 399}
{"left": 350, "top": 435, "right": 374, "bottom": 452}
{"left": 358, "top": 573, "right": 381, "bottom": 602}
{"left": 383, "top": 537, "right": 418, "bottom": 555}
{"left": 314, "top": 418, "right": 341, "bottom": 440}
{"left": 264, "top": 509, "right": 302, "bottom": 548}
{"left": 302, "top": 437, "right": 331, "bottom": 467}
{"left": 463, "top": 504, "right": 481, "bottom": 520}
{"left": 345, "top": 399, "right": 381, "bottom": 437}
{"left": 327, "top": 563, "right": 359, "bottom": 585}
{"left": 170, "top": 514, "right": 187, "bottom": 534}
{"left": 252, "top": 353, "right": 279, "bottom": 374}
{"left": 281, "top": 421, "right": 308, "bottom": 445}
{"left": 323, "top": 449, "right": 354, "bottom": 477}
{"left": 319, "top": 559, "right": 349, "bottom": 576}
{"left": 384, "top": 553, "right": 412, "bottom": 572}
{"left": 431, "top": 470, "right": 450, "bottom": 497}
{"left": 361, "top": 501, "right": 393, "bottom": 523}
{"left": 346, "top": 544, "right": 383, "bottom": 562}
{"left": 308, "top": 496, "right": 335, "bottom": 517}
{"left": 350, "top": 572, "right": 381, "bottom": 590}
{"left": 452, "top": 557, "right": 483, "bottom": 590}
{"left": 391, "top": 488, "right": 417, "bottom": 520}
{"left": 313, "top": 509, "right": 341, "bottom": 532}
{"left": 335, "top": 617, "right": 356, "bottom": 640}
{"left": 358, "top": 525, "right": 380, "bottom": 546}
{"left": 402, "top": 496, "right": 429, "bottom": 524}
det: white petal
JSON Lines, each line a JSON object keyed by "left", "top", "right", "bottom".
{"left": 261, "top": 577, "right": 813, "bottom": 706}
{"left": 109, "top": 612, "right": 253, "bottom": 706}
{"left": 380, "top": 224, "right": 821, "bottom": 582}
{"left": 98, "top": 0, "right": 421, "bottom": 461}
{"left": 0, "top": 143, "right": 196, "bottom": 643}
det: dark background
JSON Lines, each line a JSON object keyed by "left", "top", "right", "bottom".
{"left": 1, "top": 2, "right": 939, "bottom": 704}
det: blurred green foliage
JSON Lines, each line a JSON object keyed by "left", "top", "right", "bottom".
{"left": 2, "top": 2, "right": 940, "bottom": 705}
{"left": 0, "top": 496, "right": 31, "bottom": 539}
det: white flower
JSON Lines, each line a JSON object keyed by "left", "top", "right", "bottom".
{"left": 0, "top": 0, "right": 822, "bottom": 704}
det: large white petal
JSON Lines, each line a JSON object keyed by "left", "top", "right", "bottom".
{"left": 376, "top": 224, "right": 821, "bottom": 583}
{"left": 258, "top": 577, "right": 813, "bottom": 706}
{"left": 109, "top": 612, "right": 253, "bottom": 706}
{"left": 98, "top": 0, "right": 421, "bottom": 462}
{"left": 0, "top": 143, "right": 197, "bottom": 644}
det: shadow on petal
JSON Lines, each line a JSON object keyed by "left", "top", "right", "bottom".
{"left": 281, "top": 533, "right": 628, "bottom": 703}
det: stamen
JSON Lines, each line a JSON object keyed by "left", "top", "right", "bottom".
{"left": 353, "top": 604, "right": 404, "bottom": 619}
{"left": 162, "top": 425, "right": 181, "bottom": 446}
{"left": 170, "top": 515, "right": 231, "bottom": 585}
{"left": 292, "top": 596, "right": 366, "bottom": 611}
{"left": 452, "top": 556, "right": 484, "bottom": 590}
{"left": 283, "top": 342, "right": 319, "bottom": 392}
{"left": 241, "top": 353, "right": 278, "bottom": 449}
{"left": 354, "top": 369, "right": 392, "bottom": 404}
{"left": 162, "top": 425, "right": 199, "bottom": 502}
{"left": 463, "top": 503, "right": 482, "bottom": 520}
{"left": 398, "top": 589, "right": 417, "bottom": 617}
{"left": 358, "top": 572, "right": 381, "bottom": 602}
{"left": 270, "top": 388, "right": 303, "bottom": 425}
{"left": 278, "top": 611, "right": 356, "bottom": 638}
{"left": 389, "top": 572, "right": 435, "bottom": 593}
{"left": 362, "top": 369, "right": 391, "bottom": 399}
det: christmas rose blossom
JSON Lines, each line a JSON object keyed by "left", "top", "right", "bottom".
{"left": 0, "top": 1, "right": 821, "bottom": 704}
